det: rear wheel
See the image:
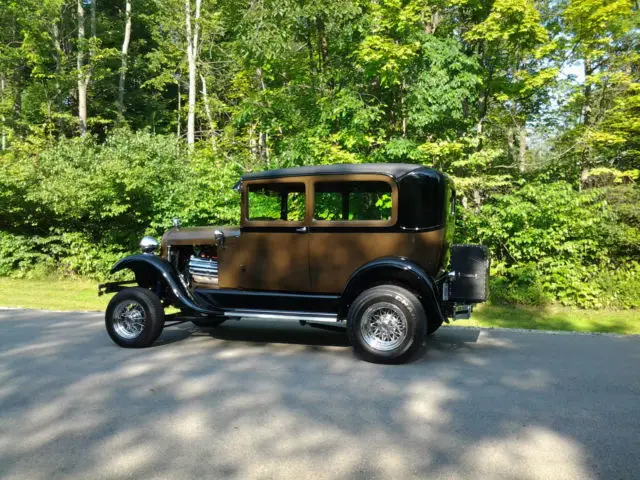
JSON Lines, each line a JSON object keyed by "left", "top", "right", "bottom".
{"left": 347, "top": 285, "right": 427, "bottom": 364}
{"left": 105, "top": 287, "right": 165, "bottom": 348}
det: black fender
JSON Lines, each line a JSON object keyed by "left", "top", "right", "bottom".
{"left": 110, "top": 254, "right": 222, "bottom": 315}
{"left": 339, "top": 257, "right": 445, "bottom": 327}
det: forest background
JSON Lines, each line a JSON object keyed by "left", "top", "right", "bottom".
{"left": 0, "top": 0, "right": 638, "bottom": 309}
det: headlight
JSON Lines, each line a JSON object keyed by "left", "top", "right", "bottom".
{"left": 140, "top": 236, "right": 159, "bottom": 254}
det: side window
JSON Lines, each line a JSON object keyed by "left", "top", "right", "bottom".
{"left": 247, "top": 183, "right": 305, "bottom": 222}
{"left": 314, "top": 181, "right": 392, "bottom": 222}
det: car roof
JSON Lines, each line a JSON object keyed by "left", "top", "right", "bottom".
{"left": 240, "top": 163, "right": 439, "bottom": 182}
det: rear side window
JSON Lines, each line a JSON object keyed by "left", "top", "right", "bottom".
{"left": 247, "top": 183, "right": 305, "bottom": 222}
{"left": 314, "top": 181, "right": 392, "bottom": 222}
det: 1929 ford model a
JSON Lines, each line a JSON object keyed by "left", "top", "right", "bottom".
{"left": 99, "top": 163, "right": 490, "bottom": 363}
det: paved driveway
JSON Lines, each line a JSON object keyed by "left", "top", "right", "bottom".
{"left": 0, "top": 308, "right": 639, "bottom": 479}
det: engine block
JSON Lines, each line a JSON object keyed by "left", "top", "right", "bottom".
{"left": 188, "top": 256, "right": 219, "bottom": 285}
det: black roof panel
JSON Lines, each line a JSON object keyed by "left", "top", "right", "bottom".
{"left": 241, "top": 163, "right": 440, "bottom": 181}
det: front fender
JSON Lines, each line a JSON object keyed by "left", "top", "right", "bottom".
{"left": 339, "top": 257, "right": 445, "bottom": 325}
{"left": 111, "top": 254, "right": 221, "bottom": 315}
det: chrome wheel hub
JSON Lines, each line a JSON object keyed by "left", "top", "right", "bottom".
{"left": 360, "top": 302, "right": 408, "bottom": 352}
{"left": 113, "top": 301, "right": 146, "bottom": 340}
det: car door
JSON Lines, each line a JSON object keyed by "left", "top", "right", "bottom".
{"left": 225, "top": 178, "right": 311, "bottom": 292}
{"left": 308, "top": 175, "right": 401, "bottom": 293}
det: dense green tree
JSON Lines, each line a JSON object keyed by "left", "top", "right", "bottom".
{"left": 557, "top": 0, "right": 638, "bottom": 177}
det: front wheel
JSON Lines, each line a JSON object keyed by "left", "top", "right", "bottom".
{"left": 347, "top": 285, "right": 427, "bottom": 364}
{"left": 105, "top": 287, "right": 165, "bottom": 348}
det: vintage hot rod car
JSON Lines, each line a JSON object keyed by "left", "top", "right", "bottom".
{"left": 99, "top": 163, "right": 489, "bottom": 363}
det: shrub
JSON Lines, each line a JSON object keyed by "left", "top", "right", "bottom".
{"left": 461, "top": 181, "right": 640, "bottom": 308}
{"left": 0, "top": 130, "right": 242, "bottom": 279}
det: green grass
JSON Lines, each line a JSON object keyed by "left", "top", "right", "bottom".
{"left": 0, "top": 277, "right": 638, "bottom": 335}
{"left": 0, "top": 277, "right": 110, "bottom": 312}
{"left": 461, "top": 303, "right": 640, "bottom": 335}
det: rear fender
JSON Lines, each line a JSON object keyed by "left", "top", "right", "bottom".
{"left": 110, "top": 254, "right": 221, "bottom": 315}
{"left": 339, "top": 257, "right": 445, "bottom": 326}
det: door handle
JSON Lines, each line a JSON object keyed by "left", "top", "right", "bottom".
{"left": 296, "top": 227, "right": 308, "bottom": 233}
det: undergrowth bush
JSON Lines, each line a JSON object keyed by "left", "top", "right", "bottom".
{"left": 1, "top": 131, "right": 638, "bottom": 308}
{"left": 0, "top": 130, "right": 241, "bottom": 279}
{"left": 0, "top": 231, "right": 123, "bottom": 278}
{"left": 463, "top": 182, "right": 640, "bottom": 308}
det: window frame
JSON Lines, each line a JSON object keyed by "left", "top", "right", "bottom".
{"left": 311, "top": 174, "right": 398, "bottom": 227}
{"left": 242, "top": 178, "right": 310, "bottom": 227}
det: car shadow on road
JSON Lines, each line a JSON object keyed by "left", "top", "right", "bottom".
{"left": 202, "top": 322, "right": 352, "bottom": 347}
{"left": 156, "top": 320, "right": 351, "bottom": 348}
{"left": 157, "top": 320, "right": 483, "bottom": 356}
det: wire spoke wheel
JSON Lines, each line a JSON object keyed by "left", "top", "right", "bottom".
{"left": 360, "top": 302, "right": 408, "bottom": 352}
{"left": 112, "top": 300, "right": 146, "bottom": 340}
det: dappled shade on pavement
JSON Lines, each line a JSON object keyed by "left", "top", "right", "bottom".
{"left": 1, "top": 309, "right": 639, "bottom": 479}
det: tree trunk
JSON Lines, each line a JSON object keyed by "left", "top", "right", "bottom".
{"left": 50, "top": 20, "right": 64, "bottom": 130}
{"left": 583, "top": 57, "right": 592, "bottom": 127}
{"left": 258, "top": 131, "right": 269, "bottom": 167}
{"left": 473, "top": 189, "right": 482, "bottom": 210}
{"left": 1, "top": 112, "right": 5, "bottom": 150}
{"left": 249, "top": 124, "right": 257, "bottom": 160}
{"left": 77, "top": 0, "right": 87, "bottom": 136}
{"left": 91, "top": 0, "right": 96, "bottom": 38}
{"left": 424, "top": 9, "right": 441, "bottom": 34}
{"left": 507, "top": 127, "right": 515, "bottom": 163}
{"left": 595, "top": 78, "right": 609, "bottom": 125}
{"left": 518, "top": 123, "right": 527, "bottom": 173}
{"left": 476, "top": 48, "right": 492, "bottom": 150}
{"left": 580, "top": 57, "right": 595, "bottom": 185}
{"left": 316, "top": 16, "right": 327, "bottom": 72}
{"left": 51, "top": 22, "right": 62, "bottom": 88}
{"left": 199, "top": 72, "right": 216, "bottom": 148}
{"left": 185, "top": 0, "right": 201, "bottom": 146}
{"left": 401, "top": 80, "right": 406, "bottom": 137}
{"left": 177, "top": 81, "right": 181, "bottom": 138}
{"left": 77, "top": 0, "right": 96, "bottom": 136}
{"left": 117, "top": 0, "right": 132, "bottom": 123}
{"left": 1, "top": 76, "right": 5, "bottom": 151}
{"left": 185, "top": 0, "right": 193, "bottom": 144}
{"left": 256, "top": 67, "right": 269, "bottom": 164}
{"left": 306, "top": 24, "right": 315, "bottom": 81}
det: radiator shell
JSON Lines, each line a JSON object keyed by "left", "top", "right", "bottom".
{"left": 448, "top": 244, "right": 490, "bottom": 303}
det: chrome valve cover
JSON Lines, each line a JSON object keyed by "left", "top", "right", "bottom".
{"left": 188, "top": 256, "right": 219, "bottom": 285}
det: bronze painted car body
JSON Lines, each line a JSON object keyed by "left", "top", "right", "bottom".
{"left": 101, "top": 163, "right": 490, "bottom": 363}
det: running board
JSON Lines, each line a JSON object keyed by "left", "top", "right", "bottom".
{"left": 223, "top": 309, "right": 342, "bottom": 325}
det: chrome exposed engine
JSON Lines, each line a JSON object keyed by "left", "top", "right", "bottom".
{"left": 188, "top": 256, "right": 219, "bottom": 285}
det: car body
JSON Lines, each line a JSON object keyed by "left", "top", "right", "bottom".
{"left": 100, "top": 163, "right": 490, "bottom": 363}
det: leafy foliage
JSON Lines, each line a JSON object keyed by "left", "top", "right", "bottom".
{"left": 0, "top": 0, "right": 638, "bottom": 308}
{"left": 463, "top": 182, "right": 640, "bottom": 307}
{"left": 0, "top": 130, "right": 240, "bottom": 277}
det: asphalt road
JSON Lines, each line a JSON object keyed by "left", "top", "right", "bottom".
{"left": 1, "top": 308, "right": 639, "bottom": 480}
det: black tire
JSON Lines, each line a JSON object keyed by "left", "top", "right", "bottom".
{"left": 191, "top": 317, "right": 226, "bottom": 328}
{"left": 347, "top": 285, "right": 427, "bottom": 364}
{"left": 427, "top": 317, "right": 444, "bottom": 335}
{"left": 105, "top": 287, "right": 165, "bottom": 348}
